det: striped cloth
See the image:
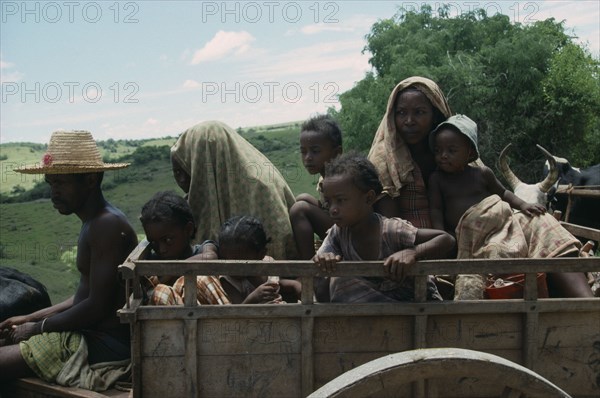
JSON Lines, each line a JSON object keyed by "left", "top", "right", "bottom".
{"left": 454, "top": 194, "right": 581, "bottom": 300}
{"left": 392, "top": 162, "right": 432, "bottom": 228}
{"left": 456, "top": 194, "right": 580, "bottom": 259}
{"left": 151, "top": 275, "right": 231, "bottom": 305}
{"left": 317, "top": 214, "right": 442, "bottom": 302}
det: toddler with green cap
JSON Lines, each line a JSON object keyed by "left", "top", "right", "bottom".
{"left": 427, "top": 114, "right": 546, "bottom": 235}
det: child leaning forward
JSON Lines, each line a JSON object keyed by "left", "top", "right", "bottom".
{"left": 218, "top": 215, "right": 302, "bottom": 304}
{"left": 140, "top": 191, "right": 230, "bottom": 305}
{"left": 313, "top": 152, "right": 455, "bottom": 302}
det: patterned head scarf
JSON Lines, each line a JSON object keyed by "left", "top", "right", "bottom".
{"left": 171, "top": 121, "right": 298, "bottom": 259}
{"left": 368, "top": 77, "right": 452, "bottom": 197}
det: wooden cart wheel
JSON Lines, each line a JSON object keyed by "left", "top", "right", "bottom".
{"left": 307, "top": 348, "right": 571, "bottom": 398}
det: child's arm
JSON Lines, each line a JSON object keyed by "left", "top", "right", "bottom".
{"left": 427, "top": 171, "right": 446, "bottom": 231}
{"left": 482, "top": 166, "right": 546, "bottom": 217}
{"left": 313, "top": 252, "right": 341, "bottom": 273}
{"left": 384, "top": 229, "right": 455, "bottom": 281}
{"left": 188, "top": 242, "right": 218, "bottom": 260}
{"left": 243, "top": 281, "right": 281, "bottom": 304}
{"left": 312, "top": 226, "right": 342, "bottom": 273}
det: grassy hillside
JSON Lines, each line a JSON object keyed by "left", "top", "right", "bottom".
{"left": 0, "top": 122, "right": 316, "bottom": 303}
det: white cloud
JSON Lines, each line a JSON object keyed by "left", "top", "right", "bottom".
{"left": 0, "top": 57, "right": 23, "bottom": 83}
{"left": 145, "top": 118, "right": 159, "bottom": 125}
{"left": 190, "top": 31, "right": 255, "bottom": 64}
{"left": 241, "top": 40, "right": 370, "bottom": 79}
{"left": 0, "top": 70, "right": 24, "bottom": 83}
{"left": 182, "top": 79, "right": 200, "bottom": 89}
{"left": 300, "top": 15, "right": 377, "bottom": 35}
{"left": 300, "top": 24, "right": 355, "bottom": 35}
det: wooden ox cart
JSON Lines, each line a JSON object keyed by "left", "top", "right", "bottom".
{"left": 110, "top": 239, "right": 600, "bottom": 398}
{"left": 4, "top": 233, "right": 599, "bottom": 398}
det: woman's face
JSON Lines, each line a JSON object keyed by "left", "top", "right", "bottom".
{"left": 171, "top": 156, "right": 191, "bottom": 193}
{"left": 394, "top": 90, "right": 436, "bottom": 146}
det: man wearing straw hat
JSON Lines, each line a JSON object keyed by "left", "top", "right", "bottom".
{"left": 0, "top": 131, "right": 138, "bottom": 389}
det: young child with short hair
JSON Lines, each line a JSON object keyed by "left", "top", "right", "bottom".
{"left": 427, "top": 115, "right": 592, "bottom": 298}
{"left": 427, "top": 114, "right": 545, "bottom": 235}
{"left": 218, "top": 215, "right": 301, "bottom": 304}
{"left": 140, "top": 191, "right": 230, "bottom": 305}
{"left": 290, "top": 114, "right": 343, "bottom": 259}
{"left": 313, "top": 152, "right": 455, "bottom": 302}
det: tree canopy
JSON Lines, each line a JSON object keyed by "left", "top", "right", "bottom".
{"left": 330, "top": 5, "right": 599, "bottom": 182}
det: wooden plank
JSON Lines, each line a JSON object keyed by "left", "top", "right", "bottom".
{"left": 128, "top": 300, "right": 600, "bottom": 322}
{"left": 300, "top": 276, "right": 314, "bottom": 304}
{"left": 118, "top": 240, "right": 150, "bottom": 278}
{"left": 523, "top": 311, "right": 539, "bottom": 370}
{"left": 560, "top": 222, "right": 600, "bottom": 242}
{"left": 184, "top": 275, "right": 197, "bottom": 307}
{"left": 130, "top": 257, "right": 600, "bottom": 278}
{"left": 184, "top": 319, "right": 197, "bottom": 398}
{"left": 427, "top": 314, "right": 522, "bottom": 351}
{"left": 313, "top": 317, "right": 413, "bottom": 353}
{"left": 524, "top": 272, "right": 538, "bottom": 301}
{"left": 140, "top": 357, "right": 186, "bottom": 398}
{"left": 141, "top": 320, "right": 185, "bottom": 356}
{"left": 130, "top": 321, "right": 142, "bottom": 398}
{"left": 414, "top": 275, "right": 427, "bottom": 302}
{"left": 555, "top": 187, "right": 600, "bottom": 198}
{"left": 197, "top": 354, "right": 302, "bottom": 397}
{"left": 2, "top": 378, "right": 127, "bottom": 398}
{"left": 301, "top": 316, "right": 314, "bottom": 397}
{"left": 197, "top": 318, "right": 302, "bottom": 355}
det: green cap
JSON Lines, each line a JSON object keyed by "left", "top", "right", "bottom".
{"left": 429, "top": 114, "right": 479, "bottom": 162}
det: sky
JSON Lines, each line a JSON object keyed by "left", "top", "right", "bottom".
{"left": 1, "top": 0, "right": 599, "bottom": 143}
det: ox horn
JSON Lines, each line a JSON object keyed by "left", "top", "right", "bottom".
{"left": 536, "top": 144, "right": 559, "bottom": 193}
{"left": 498, "top": 143, "right": 521, "bottom": 190}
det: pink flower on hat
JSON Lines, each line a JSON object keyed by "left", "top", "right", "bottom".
{"left": 42, "top": 153, "right": 53, "bottom": 166}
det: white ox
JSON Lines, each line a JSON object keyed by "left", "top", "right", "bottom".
{"left": 498, "top": 143, "right": 559, "bottom": 206}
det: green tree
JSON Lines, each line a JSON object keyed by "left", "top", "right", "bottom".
{"left": 331, "top": 5, "right": 599, "bottom": 181}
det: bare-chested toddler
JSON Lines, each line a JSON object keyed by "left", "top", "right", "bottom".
{"left": 427, "top": 114, "right": 545, "bottom": 235}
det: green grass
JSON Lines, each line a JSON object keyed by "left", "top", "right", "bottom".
{"left": 0, "top": 143, "right": 48, "bottom": 194}
{"left": 0, "top": 124, "right": 315, "bottom": 304}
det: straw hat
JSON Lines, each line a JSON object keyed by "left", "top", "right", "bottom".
{"left": 15, "top": 131, "right": 130, "bottom": 174}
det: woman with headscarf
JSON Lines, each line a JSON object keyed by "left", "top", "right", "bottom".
{"left": 368, "top": 76, "right": 453, "bottom": 228}
{"left": 368, "top": 77, "right": 590, "bottom": 299}
{"left": 170, "top": 120, "right": 298, "bottom": 260}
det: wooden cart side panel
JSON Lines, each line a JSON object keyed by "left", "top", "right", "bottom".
{"left": 122, "top": 257, "right": 600, "bottom": 397}
{"left": 537, "top": 311, "right": 600, "bottom": 396}
{"left": 197, "top": 318, "right": 303, "bottom": 397}
{"left": 132, "top": 310, "right": 600, "bottom": 398}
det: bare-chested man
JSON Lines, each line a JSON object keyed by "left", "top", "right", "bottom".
{"left": 0, "top": 131, "right": 138, "bottom": 384}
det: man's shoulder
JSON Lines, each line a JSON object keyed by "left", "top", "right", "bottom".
{"left": 87, "top": 204, "right": 135, "bottom": 236}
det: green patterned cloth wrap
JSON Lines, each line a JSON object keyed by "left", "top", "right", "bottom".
{"left": 20, "top": 331, "right": 82, "bottom": 382}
